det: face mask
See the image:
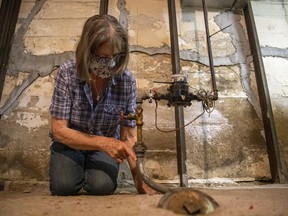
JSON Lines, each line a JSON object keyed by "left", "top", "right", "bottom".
{"left": 89, "top": 54, "right": 124, "bottom": 79}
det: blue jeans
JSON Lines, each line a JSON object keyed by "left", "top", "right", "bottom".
{"left": 49, "top": 142, "right": 119, "bottom": 196}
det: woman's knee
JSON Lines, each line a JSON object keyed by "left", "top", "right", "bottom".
{"left": 85, "top": 182, "right": 117, "bottom": 195}
{"left": 50, "top": 178, "right": 83, "bottom": 196}
{"left": 84, "top": 173, "right": 117, "bottom": 195}
{"left": 49, "top": 142, "right": 85, "bottom": 196}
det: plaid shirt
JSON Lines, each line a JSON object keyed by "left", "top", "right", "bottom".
{"left": 49, "top": 59, "right": 136, "bottom": 139}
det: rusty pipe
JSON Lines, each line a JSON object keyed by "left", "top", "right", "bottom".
{"left": 130, "top": 99, "right": 170, "bottom": 193}
{"left": 133, "top": 141, "right": 170, "bottom": 194}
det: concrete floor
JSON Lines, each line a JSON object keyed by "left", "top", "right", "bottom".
{"left": 0, "top": 181, "right": 288, "bottom": 216}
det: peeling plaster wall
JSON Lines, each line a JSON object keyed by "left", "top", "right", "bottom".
{"left": 0, "top": 0, "right": 287, "bottom": 185}
{"left": 251, "top": 1, "right": 288, "bottom": 180}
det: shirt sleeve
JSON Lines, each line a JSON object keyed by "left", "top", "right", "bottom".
{"left": 49, "top": 63, "right": 72, "bottom": 120}
{"left": 122, "top": 72, "right": 137, "bottom": 127}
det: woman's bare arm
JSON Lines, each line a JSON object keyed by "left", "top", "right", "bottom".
{"left": 51, "top": 117, "right": 136, "bottom": 163}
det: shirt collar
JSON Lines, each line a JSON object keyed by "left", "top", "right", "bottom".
{"left": 111, "top": 75, "right": 119, "bottom": 85}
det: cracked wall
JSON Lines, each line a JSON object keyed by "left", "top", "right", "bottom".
{"left": 251, "top": 1, "right": 288, "bottom": 180}
{"left": 0, "top": 0, "right": 287, "bottom": 185}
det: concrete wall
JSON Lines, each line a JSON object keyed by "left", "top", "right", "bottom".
{"left": 251, "top": 1, "right": 288, "bottom": 182}
{"left": 0, "top": 0, "right": 287, "bottom": 186}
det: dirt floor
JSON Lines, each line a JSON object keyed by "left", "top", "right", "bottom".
{"left": 0, "top": 181, "right": 288, "bottom": 216}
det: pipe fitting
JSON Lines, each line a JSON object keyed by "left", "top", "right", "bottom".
{"left": 133, "top": 142, "right": 147, "bottom": 159}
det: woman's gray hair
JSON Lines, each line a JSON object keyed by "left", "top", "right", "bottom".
{"left": 76, "top": 15, "right": 129, "bottom": 81}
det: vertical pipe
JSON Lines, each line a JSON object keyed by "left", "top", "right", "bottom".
{"left": 99, "top": 0, "right": 109, "bottom": 15}
{"left": 136, "top": 102, "right": 143, "bottom": 143}
{"left": 133, "top": 101, "right": 170, "bottom": 193}
{"left": 243, "top": 1, "right": 286, "bottom": 183}
{"left": 167, "top": 0, "right": 188, "bottom": 187}
{"left": 202, "top": 0, "right": 218, "bottom": 97}
{"left": 167, "top": 0, "right": 180, "bottom": 72}
{"left": 0, "top": 0, "right": 22, "bottom": 103}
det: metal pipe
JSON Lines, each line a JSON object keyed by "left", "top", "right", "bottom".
{"left": 202, "top": 0, "right": 218, "bottom": 99}
{"left": 99, "top": 0, "right": 109, "bottom": 15}
{"left": 0, "top": 0, "right": 22, "bottom": 103}
{"left": 132, "top": 99, "right": 170, "bottom": 193}
{"left": 137, "top": 158, "right": 169, "bottom": 193}
{"left": 135, "top": 103, "right": 143, "bottom": 142}
{"left": 243, "top": 1, "right": 286, "bottom": 183}
{"left": 167, "top": 0, "right": 188, "bottom": 188}
{"left": 134, "top": 142, "right": 170, "bottom": 194}
{"left": 167, "top": 0, "right": 180, "bottom": 73}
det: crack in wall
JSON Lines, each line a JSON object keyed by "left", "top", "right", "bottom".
{"left": 258, "top": 1, "right": 288, "bottom": 59}
{"left": 214, "top": 11, "right": 262, "bottom": 118}
{"left": 261, "top": 47, "right": 288, "bottom": 59}
{"left": 0, "top": 0, "right": 73, "bottom": 117}
{"left": 2, "top": 0, "right": 286, "bottom": 118}
{"left": 117, "top": 0, "right": 129, "bottom": 30}
{"left": 1, "top": 0, "right": 286, "bottom": 182}
{"left": 0, "top": 73, "right": 39, "bottom": 117}
{"left": 8, "top": 0, "right": 74, "bottom": 76}
{"left": 283, "top": 1, "right": 288, "bottom": 23}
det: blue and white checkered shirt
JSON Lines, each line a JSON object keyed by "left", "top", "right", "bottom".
{"left": 49, "top": 59, "right": 136, "bottom": 139}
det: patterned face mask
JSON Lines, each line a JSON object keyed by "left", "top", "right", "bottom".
{"left": 89, "top": 53, "right": 124, "bottom": 79}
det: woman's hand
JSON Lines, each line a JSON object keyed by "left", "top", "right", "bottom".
{"left": 120, "top": 126, "right": 157, "bottom": 195}
{"left": 51, "top": 118, "right": 136, "bottom": 164}
{"left": 102, "top": 138, "right": 136, "bottom": 163}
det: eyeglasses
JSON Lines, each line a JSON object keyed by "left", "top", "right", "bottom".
{"left": 90, "top": 53, "right": 125, "bottom": 68}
